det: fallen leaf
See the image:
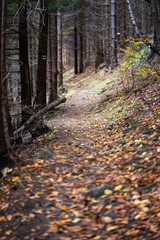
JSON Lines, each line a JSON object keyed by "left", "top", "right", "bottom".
{"left": 104, "top": 189, "right": 113, "bottom": 195}
{"left": 125, "top": 229, "right": 139, "bottom": 236}
{"left": 102, "top": 216, "right": 113, "bottom": 223}
{"left": 106, "top": 225, "right": 118, "bottom": 232}
{"left": 114, "top": 185, "right": 123, "bottom": 191}
{"left": 7, "top": 215, "right": 12, "bottom": 221}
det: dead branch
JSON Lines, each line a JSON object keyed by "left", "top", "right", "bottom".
{"left": 13, "top": 96, "right": 66, "bottom": 136}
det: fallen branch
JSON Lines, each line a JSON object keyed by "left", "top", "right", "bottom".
{"left": 13, "top": 96, "right": 66, "bottom": 136}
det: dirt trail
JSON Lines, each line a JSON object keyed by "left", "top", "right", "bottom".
{"left": 1, "top": 72, "right": 160, "bottom": 240}
{"left": 55, "top": 89, "right": 98, "bottom": 118}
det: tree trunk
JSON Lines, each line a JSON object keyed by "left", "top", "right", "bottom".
{"left": 111, "top": 0, "right": 118, "bottom": 71}
{"left": 19, "top": 3, "right": 32, "bottom": 122}
{"left": 125, "top": 0, "right": 143, "bottom": 38}
{"left": 0, "top": 0, "right": 12, "bottom": 156}
{"left": 151, "top": 0, "right": 160, "bottom": 52}
{"left": 50, "top": 13, "right": 58, "bottom": 103}
{"left": 57, "top": 10, "right": 63, "bottom": 87}
{"left": 36, "top": 3, "right": 48, "bottom": 105}
{"left": 74, "top": 16, "right": 78, "bottom": 75}
{"left": 79, "top": 12, "right": 84, "bottom": 73}
{"left": 105, "top": 0, "right": 110, "bottom": 69}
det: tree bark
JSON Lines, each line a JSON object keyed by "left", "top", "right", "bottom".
{"left": 111, "top": 0, "right": 118, "bottom": 71}
{"left": 79, "top": 11, "right": 84, "bottom": 73}
{"left": 19, "top": 3, "right": 32, "bottom": 122}
{"left": 74, "top": 16, "right": 78, "bottom": 75}
{"left": 36, "top": 2, "right": 48, "bottom": 105}
{"left": 57, "top": 10, "right": 63, "bottom": 87}
{"left": 105, "top": 0, "right": 110, "bottom": 69}
{"left": 48, "top": 13, "right": 58, "bottom": 103}
{"left": 0, "top": 0, "right": 12, "bottom": 156}
{"left": 125, "top": 0, "right": 143, "bottom": 38}
{"left": 151, "top": 0, "right": 160, "bottom": 52}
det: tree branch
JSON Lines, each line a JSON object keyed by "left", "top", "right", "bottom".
{"left": 13, "top": 96, "right": 66, "bottom": 136}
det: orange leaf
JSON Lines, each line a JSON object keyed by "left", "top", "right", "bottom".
{"left": 0, "top": 216, "right": 5, "bottom": 221}
{"left": 61, "top": 214, "right": 68, "bottom": 219}
{"left": 125, "top": 229, "right": 139, "bottom": 236}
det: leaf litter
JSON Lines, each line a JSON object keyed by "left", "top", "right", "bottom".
{"left": 0, "top": 70, "right": 160, "bottom": 240}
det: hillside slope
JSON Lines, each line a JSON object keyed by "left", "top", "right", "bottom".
{"left": 0, "top": 66, "right": 160, "bottom": 240}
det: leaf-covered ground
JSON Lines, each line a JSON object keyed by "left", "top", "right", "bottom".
{"left": 0, "top": 68, "right": 160, "bottom": 240}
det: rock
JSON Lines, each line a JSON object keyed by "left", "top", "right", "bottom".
{"left": 116, "top": 139, "right": 126, "bottom": 145}
{"left": 82, "top": 184, "right": 113, "bottom": 198}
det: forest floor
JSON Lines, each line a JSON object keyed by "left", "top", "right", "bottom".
{"left": 0, "top": 66, "right": 160, "bottom": 240}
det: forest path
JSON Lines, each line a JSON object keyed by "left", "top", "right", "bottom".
{"left": 1, "top": 71, "right": 160, "bottom": 240}
{"left": 53, "top": 83, "right": 100, "bottom": 121}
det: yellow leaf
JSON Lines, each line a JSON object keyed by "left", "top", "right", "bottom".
{"left": 135, "top": 211, "right": 146, "bottom": 219}
{"left": 142, "top": 207, "right": 149, "bottom": 212}
{"left": 114, "top": 185, "right": 123, "bottom": 191}
{"left": 50, "top": 178, "right": 55, "bottom": 182}
{"left": 7, "top": 215, "right": 12, "bottom": 221}
{"left": 73, "top": 218, "right": 81, "bottom": 223}
{"left": 61, "top": 206, "right": 68, "bottom": 211}
{"left": 104, "top": 189, "right": 113, "bottom": 195}
{"left": 133, "top": 199, "right": 141, "bottom": 206}
{"left": 12, "top": 176, "right": 20, "bottom": 182}
{"left": 106, "top": 226, "right": 118, "bottom": 232}
{"left": 105, "top": 205, "right": 112, "bottom": 210}
{"left": 157, "top": 212, "right": 160, "bottom": 217}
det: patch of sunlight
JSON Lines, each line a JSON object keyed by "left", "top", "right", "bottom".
{"left": 63, "top": 68, "right": 74, "bottom": 81}
{"left": 63, "top": 89, "right": 76, "bottom": 98}
{"left": 87, "top": 69, "right": 115, "bottom": 91}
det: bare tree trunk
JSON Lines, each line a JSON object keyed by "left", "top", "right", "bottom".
{"left": 94, "top": 1, "right": 105, "bottom": 70}
{"left": 79, "top": 11, "right": 84, "bottom": 73}
{"left": 0, "top": 0, "right": 12, "bottom": 156}
{"left": 19, "top": 3, "right": 32, "bottom": 122}
{"left": 74, "top": 16, "right": 78, "bottom": 75}
{"left": 125, "top": 0, "right": 143, "bottom": 38}
{"left": 36, "top": 2, "right": 48, "bottom": 105}
{"left": 151, "top": 0, "right": 160, "bottom": 52}
{"left": 105, "top": 0, "right": 110, "bottom": 69}
{"left": 111, "top": 0, "right": 118, "bottom": 71}
{"left": 57, "top": 10, "right": 63, "bottom": 87}
{"left": 119, "top": 0, "right": 127, "bottom": 48}
{"left": 51, "top": 13, "right": 58, "bottom": 102}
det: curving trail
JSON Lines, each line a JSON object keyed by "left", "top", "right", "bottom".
{"left": 1, "top": 75, "right": 160, "bottom": 240}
